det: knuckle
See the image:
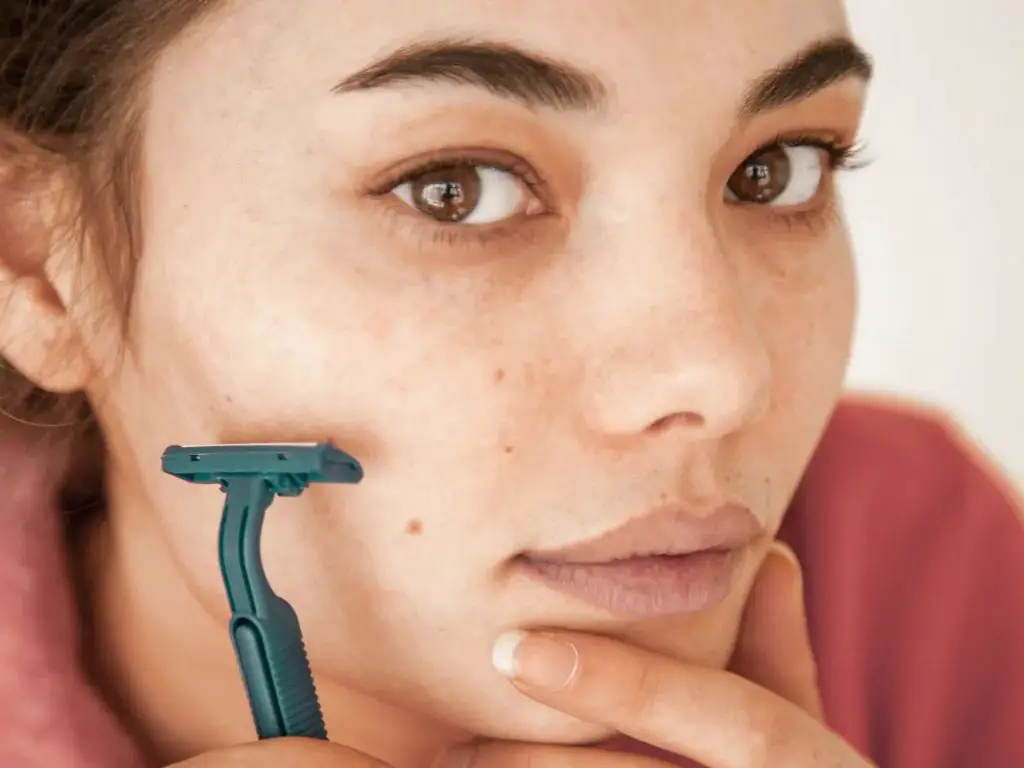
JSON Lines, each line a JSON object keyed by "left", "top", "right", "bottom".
{"left": 618, "top": 655, "right": 667, "bottom": 722}
{"left": 741, "top": 707, "right": 792, "bottom": 767}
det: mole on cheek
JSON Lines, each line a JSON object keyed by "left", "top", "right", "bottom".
{"left": 405, "top": 518, "right": 423, "bottom": 536}
{"left": 493, "top": 367, "right": 506, "bottom": 383}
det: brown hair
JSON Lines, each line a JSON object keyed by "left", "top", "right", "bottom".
{"left": 0, "top": 0, "right": 221, "bottom": 498}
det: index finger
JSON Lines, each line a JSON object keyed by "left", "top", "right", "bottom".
{"left": 489, "top": 631, "right": 865, "bottom": 768}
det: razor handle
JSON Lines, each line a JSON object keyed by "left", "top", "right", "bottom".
{"left": 219, "top": 476, "right": 328, "bottom": 740}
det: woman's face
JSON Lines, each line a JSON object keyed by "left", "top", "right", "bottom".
{"left": 70, "top": 0, "right": 865, "bottom": 752}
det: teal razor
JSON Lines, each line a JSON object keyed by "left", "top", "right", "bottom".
{"left": 161, "top": 442, "right": 363, "bottom": 741}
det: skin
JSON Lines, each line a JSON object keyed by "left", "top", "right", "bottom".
{"left": 172, "top": 546, "right": 873, "bottom": 767}
{"left": 447, "top": 543, "right": 872, "bottom": 767}
{"left": 0, "top": 0, "right": 867, "bottom": 766}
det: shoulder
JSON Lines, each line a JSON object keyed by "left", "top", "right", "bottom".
{"left": 784, "top": 396, "right": 1024, "bottom": 768}
{"left": 0, "top": 429, "right": 146, "bottom": 767}
{"left": 788, "top": 394, "right": 1021, "bottom": 549}
{"left": 818, "top": 395, "right": 1014, "bottom": 491}
{"left": 786, "top": 394, "right": 1024, "bottom": 621}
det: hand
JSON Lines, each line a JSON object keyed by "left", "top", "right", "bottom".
{"left": 440, "top": 542, "right": 875, "bottom": 767}
{"left": 167, "top": 737, "right": 391, "bottom": 767}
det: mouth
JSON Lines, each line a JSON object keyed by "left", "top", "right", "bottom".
{"left": 516, "top": 503, "right": 762, "bottom": 620}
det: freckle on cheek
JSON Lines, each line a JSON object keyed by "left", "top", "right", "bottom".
{"left": 504, "top": 445, "right": 515, "bottom": 454}
{"left": 493, "top": 367, "right": 506, "bottom": 383}
{"left": 405, "top": 518, "right": 423, "bottom": 536}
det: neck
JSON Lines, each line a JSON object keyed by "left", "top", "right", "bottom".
{"left": 72, "top": 475, "right": 469, "bottom": 767}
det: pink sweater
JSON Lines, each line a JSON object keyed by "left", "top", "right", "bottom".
{"left": 2, "top": 400, "right": 1023, "bottom": 767}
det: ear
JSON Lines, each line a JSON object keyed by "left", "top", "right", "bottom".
{"left": 0, "top": 151, "right": 94, "bottom": 395}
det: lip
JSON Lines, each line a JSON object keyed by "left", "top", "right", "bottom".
{"left": 518, "top": 503, "right": 762, "bottom": 619}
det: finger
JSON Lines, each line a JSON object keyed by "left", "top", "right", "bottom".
{"left": 486, "top": 630, "right": 865, "bottom": 768}
{"left": 439, "top": 742, "right": 672, "bottom": 768}
{"left": 168, "top": 737, "right": 392, "bottom": 767}
{"left": 729, "top": 540, "right": 824, "bottom": 718}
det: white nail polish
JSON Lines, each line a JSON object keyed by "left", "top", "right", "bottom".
{"left": 491, "top": 631, "right": 525, "bottom": 678}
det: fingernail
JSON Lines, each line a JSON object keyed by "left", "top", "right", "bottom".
{"left": 770, "top": 540, "right": 800, "bottom": 570}
{"left": 769, "top": 540, "right": 805, "bottom": 610}
{"left": 492, "top": 631, "right": 580, "bottom": 691}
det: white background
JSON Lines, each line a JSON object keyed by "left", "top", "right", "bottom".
{"left": 842, "top": 0, "right": 1023, "bottom": 483}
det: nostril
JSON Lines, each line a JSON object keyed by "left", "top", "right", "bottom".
{"left": 650, "top": 411, "right": 706, "bottom": 433}
{"left": 681, "top": 411, "right": 705, "bottom": 427}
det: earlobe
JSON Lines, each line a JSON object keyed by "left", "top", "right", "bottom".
{"left": 0, "top": 270, "right": 93, "bottom": 394}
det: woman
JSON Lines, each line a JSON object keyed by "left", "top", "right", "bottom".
{"left": 1, "top": 1, "right": 1021, "bottom": 766}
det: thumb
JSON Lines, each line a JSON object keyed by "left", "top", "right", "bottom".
{"left": 728, "top": 540, "right": 824, "bottom": 719}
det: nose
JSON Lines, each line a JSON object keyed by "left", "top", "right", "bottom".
{"left": 578, "top": 226, "right": 772, "bottom": 443}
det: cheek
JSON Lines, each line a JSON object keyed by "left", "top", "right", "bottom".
{"left": 739, "top": 232, "right": 856, "bottom": 517}
{"left": 767, "top": 235, "right": 856, "bottom": 409}
{"left": 101, "top": 218, "right": 554, "bottom": 606}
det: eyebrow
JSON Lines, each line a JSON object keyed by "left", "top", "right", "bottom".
{"left": 740, "top": 37, "right": 873, "bottom": 117}
{"left": 333, "top": 38, "right": 605, "bottom": 111}
{"left": 332, "top": 36, "right": 872, "bottom": 117}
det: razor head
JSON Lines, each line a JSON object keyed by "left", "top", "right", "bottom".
{"left": 162, "top": 442, "right": 363, "bottom": 495}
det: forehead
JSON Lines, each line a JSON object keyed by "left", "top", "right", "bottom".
{"left": 157, "top": 0, "right": 850, "bottom": 118}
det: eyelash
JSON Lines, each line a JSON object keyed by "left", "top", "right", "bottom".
{"left": 372, "top": 155, "right": 547, "bottom": 198}
{"left": 774, "top": 134, "right": 866, "bottom": 171}
{"left": 367, "top": 150, "right": 554, "bottom": 250}
{"left": 370, "top": 136, "right": 869, "bottom": 247}
{"left": 738, "top": 134, "right": 869, "bottom": 231}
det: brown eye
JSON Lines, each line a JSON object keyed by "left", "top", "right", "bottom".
{"left": 725, "top": 144, "right": 825, "bottom": 206}
{"left": 407, "top": 165, "right": 481, "bottom": 222}
{"left": 392, "top": 163, "right": 531, "bottom": 224}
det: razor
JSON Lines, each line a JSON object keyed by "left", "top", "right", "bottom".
{"left": 161, "top": 442, "right": 363, "bottom": 741}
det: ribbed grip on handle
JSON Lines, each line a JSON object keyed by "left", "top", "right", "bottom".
{"left": 230, "top": 595, "right": 327, "bottom": 740}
